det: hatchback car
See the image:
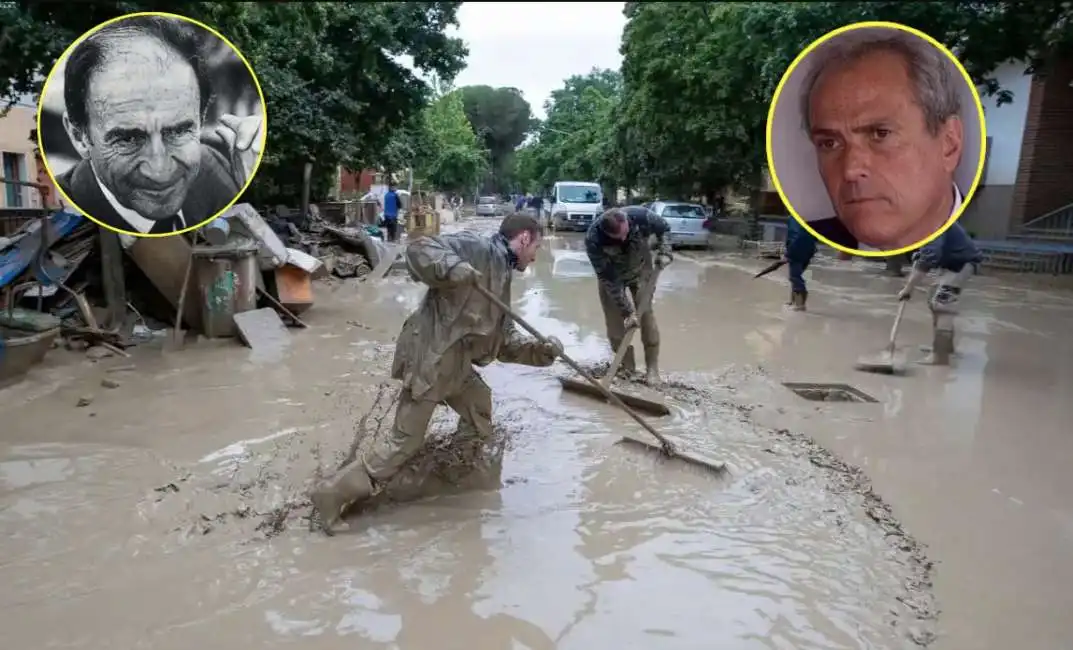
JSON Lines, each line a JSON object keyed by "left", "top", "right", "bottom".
{"left": 476, "top": 196, "right": 499, "bottom": 217}
{"left": 649, "top": 201, "right": 711, "bottom": 248}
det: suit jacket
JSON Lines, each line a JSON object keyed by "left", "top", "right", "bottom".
{"left": 56, "top": 144, "right": 241, "bottom": 234}
{"left": 807, "top": 216, "right": 859, "bottom": 250}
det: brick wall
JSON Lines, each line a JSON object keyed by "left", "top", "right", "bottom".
{"left": 338, "top": 168, "right": 378, "bottom": 195}
{"left": 1009, "top": 58, "right": 1073, "bottom": 229}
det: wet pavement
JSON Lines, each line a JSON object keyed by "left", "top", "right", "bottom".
{"left": 1, "top": 219, "right": 1071, "bottom": 649}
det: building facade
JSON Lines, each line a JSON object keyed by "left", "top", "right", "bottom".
{"left": 0, "top": 95, "right": 61, "bottom": 211}
{"left": 958, "top": 59, "right": 1073, "bottom": 238}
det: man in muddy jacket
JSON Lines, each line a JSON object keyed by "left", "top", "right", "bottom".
{"left": 585, "top": 206, "right": 673, "bottom": 385}
{"left": 896, "top": 222, "right": 981, "bottom": 365}
{"left": 310, "top": 214, "right": 563, "bottom": 532}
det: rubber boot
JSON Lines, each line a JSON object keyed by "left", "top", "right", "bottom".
{"left": 920, "top": 329, "right": 954, "bottom": 366}
{"left": 791, "top": 291, "right": 807, "bottom": 311}
{"left": 786, "top": 289, "right": 796, "bottom": 307}
{"left": 644, "top": 345, "right": 661, "bottom": 386}
{"left": 309, "top": 460, "right": 375, "bottom": 534}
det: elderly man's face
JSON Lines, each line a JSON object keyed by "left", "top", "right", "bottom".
{"left": 67, "top": 34, "right": 203, "bottom": 220}
{"left": 808, "top": 49, "right": 963, "bottom": 250}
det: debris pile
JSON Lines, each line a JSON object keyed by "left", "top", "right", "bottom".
{"left": 0, "top": 200, "right": 398, "bottom": 384}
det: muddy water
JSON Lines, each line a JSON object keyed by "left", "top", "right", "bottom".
{"left": 14, "top": 219, "right": 1068, "bottom": 648}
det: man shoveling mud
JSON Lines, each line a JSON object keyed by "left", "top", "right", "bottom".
{"left": 310, "top": 214, "right": 563, "bottom": 533}
{"left": 585, "top": 207, "right": 672, "bottom": 385}
{"left": 897, "top": 222, "right": 982, "bottom": 365}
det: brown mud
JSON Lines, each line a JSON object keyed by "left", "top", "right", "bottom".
{"left": 2, "top": 219, "right": 1071, "bottom": 649}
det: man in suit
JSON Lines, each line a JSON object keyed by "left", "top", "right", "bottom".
{"left": 800, "top": 31, "right": 965, "bottom": 252}
{"left": 56, "top": 15, "right": 263, "bottom": 236}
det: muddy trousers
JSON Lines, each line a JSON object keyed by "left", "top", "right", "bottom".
{"left": 366, "top": 370, "right": 493, "bottom": 481}
{"left": 925, "top": 265, "right": 973, "bottom": 365}
{"left": 598, "top": 281, "right": 660, "bottom": 373}
{"left": 311, "top": 370, "right": 492, "bottom": 528}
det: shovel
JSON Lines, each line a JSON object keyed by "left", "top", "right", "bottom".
{"left": 557, "top": 267, "right": 669, "bottom": 417}
{"left": 474, "top": 284, "right": 726, "bottom": 474}
{"left": 855, "top": 299, "right": 908, "bottom": 375}
{"left": 753, "top": 259, "right": 787, "bottom": 279}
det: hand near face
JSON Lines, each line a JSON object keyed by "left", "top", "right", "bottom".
{"left": 214, "top": 114, "right": 264, "bottom": 186}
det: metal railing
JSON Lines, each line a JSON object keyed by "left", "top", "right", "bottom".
{"left": 1019, "top": 202, "right": 1073, "bottom": 238}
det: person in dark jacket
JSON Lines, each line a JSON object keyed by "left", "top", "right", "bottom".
{"left": 897, "top": 222, "right": 981, "bottom": 365}
{"left": 784, "top": 217, "right": 818, "bottom": 311}
{"left": 585, "top": 207, "right": 672, "bottom": 384}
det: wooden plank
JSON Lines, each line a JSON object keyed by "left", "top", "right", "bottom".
{"left": 363, "top": 243, "right": 402, "bottom": 282}
{"left": 127, "top": 236, "right": 201, "bottom": 329}
{"left": 98, "top": 229, "right": 126, "bottom": 329}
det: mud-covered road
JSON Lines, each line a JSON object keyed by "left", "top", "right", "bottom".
{"left": 2, "top": 218, "right": 1071, "bottom": 649}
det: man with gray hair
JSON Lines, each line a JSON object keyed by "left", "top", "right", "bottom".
{"left": 800, "top": 30, "right": 966, "bottom": 252}
{"left": 56, "top": 15, "right": 263, "bottom": 235}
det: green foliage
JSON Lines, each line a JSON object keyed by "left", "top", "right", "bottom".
{"left": 514, "top": 68, "right": 622, "bottom": 195}
{"left": 457, "top": 85, "right": 534, "bottom": 192}
{"left": 0, "top": 1, "right": 468, "bottom": 204}
{"left": 419, "top": 88, "right": 490, "bottom": 193}
{"left": 611, "top": 1, "right": 1073, "bottom": 200}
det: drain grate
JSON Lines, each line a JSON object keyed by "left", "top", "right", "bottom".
{"left": 782, "top": 382, "right": 878, "bottom": 403}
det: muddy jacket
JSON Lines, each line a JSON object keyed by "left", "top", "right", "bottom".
{"left": 912, "top": 223, "right": 982, "bottom": 273}
{"left": 392, "top": 231, "right": 554, "bottom": 402}
{"left": 585, "top": 209, "right": 670, "bottom": 317}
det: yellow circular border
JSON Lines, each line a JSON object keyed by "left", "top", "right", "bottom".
{"left": 765, "top": 21, "right": 987, "bottom": 258}
{"left": 36, "top": 11, "right": 268, "bottom": 239}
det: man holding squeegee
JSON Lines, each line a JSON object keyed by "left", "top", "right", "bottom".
{"left": 586, "top": 206, "right": 673, "bottom": 386}
{"left": 896, "top": 221, "right": 981, "bottom": 366}
{"left": 309, "top": 214, "right": 563, "bottom": 533}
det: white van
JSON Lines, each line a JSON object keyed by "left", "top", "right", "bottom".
{"left": 549, "top": 181, "right": 603, "bottom": 232}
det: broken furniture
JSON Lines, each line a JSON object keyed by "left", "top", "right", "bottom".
{"left": 192, "top": 242, "right": 259, "bottom": 338}
{"left": 0, "top": 307, "right": 61, "bottom": 385}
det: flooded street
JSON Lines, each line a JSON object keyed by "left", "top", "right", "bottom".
{"left": 2, "top": 219, "right": 1071, "bottom": 649}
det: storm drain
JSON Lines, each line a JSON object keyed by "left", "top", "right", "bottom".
{"left": 782, "top": 382, "right": 878, "bottom": 404}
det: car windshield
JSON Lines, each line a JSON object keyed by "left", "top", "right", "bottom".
{"left": 478, "top": 197, "right": 497, "bottom": 205}
{"left": 557, "top": 185, "right": 602, "bottom": 204}
{"left": 662, "top": 204, "right": 706, "bottom": 218}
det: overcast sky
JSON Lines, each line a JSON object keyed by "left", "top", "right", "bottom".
{"left": 448, "top": 2, "right": 627, "bottom": 119}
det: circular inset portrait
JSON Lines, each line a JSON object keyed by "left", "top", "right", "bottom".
{"left": 766, "top": 22, "right": 986, "bottom": 257}
{"left": 37, "top": 12, "right": 266, "bottom": 238}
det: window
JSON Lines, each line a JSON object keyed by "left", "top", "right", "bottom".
{"left": 980, "top": 136, "right": 993, "bottom": 187}
{"left": 556, "top": 185, "right": 602, "bottom": 204}
{"left": 2, "top": 152, "right": 26, "bottom": 208}
{"left": 662, "top": 203, "right": 706, "bottom": 218}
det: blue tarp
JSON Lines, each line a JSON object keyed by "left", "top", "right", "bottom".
{"left": 0, "top": 208, "right": 86, "bottom": 288}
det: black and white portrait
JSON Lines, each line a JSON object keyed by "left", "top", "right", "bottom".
{"left": 38, "top": 13, "right": 266, "bottom": 237}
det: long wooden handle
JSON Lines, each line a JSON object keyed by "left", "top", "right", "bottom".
{"left": 474, "top": 283, "right": 675, "bottom": 451}
{"left": 888, "top": 300, "right": 907, "bottom": 352}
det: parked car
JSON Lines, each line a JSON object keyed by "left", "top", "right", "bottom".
{"left": 476, "top": 196, "right": 499, "bottom": 217}
{"left": 649, "top": 201, "right": 710, "bottom": 249}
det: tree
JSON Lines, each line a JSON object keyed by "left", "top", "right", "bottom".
{"left": 0, "top": 1, "right": 468, "bottom": 204}
{"left": 457, "top": 85, "right": 534, "bottom": 193}
{"left": 616, "top": 1, "right": 1073, "bottom": 201}
{"left": 515, "top": 68, "right": 622, "bottom": 195}
{"left": 418, "top": 88, "right": 489, "bottom": 193}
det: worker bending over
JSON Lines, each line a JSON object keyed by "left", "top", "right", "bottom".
{"left": 897, "top": 222, "right": 981, "bottom": 366}
{"left": 310, "top": 214, "right": 563, "bottom": 533}
{"left": 585, "top": 207, "right": 672, "bottom": 385}
{"left": 784, "top": 217, "right": 818, "bottom": 311}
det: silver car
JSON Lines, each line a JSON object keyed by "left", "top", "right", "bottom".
{"left": 650, "top": 201, "right": 711, "bottom": 249}
{"left": 476, "top": 196, "right": 499, "bottom": 217}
